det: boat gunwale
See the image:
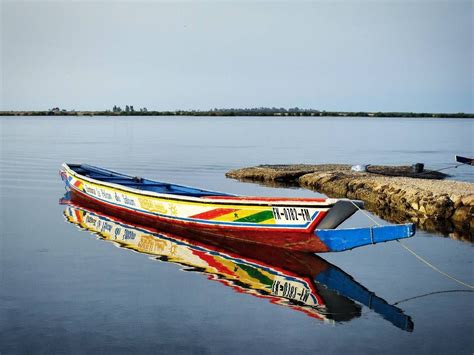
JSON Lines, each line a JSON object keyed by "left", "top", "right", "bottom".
{"left": 62, "top": 163, "right": 338, "bottom": 208}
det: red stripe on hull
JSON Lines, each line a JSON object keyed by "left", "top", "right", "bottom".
{"left": 69, "top": 189, "right": 330, "bottom": 252}
{"left": 189, "top": 208, "right": 239, "bottom": 220}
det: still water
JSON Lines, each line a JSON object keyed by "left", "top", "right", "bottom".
{"left": 1, "top": 116, "right": 473, "bottom": 354}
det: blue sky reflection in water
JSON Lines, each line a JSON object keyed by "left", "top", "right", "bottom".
{"left": 0, "top": 116, "right": 473, "bottom": 354}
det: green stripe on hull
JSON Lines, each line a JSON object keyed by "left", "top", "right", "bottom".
{"left": 234, "top": 210, "right": 274, "bottom": 223}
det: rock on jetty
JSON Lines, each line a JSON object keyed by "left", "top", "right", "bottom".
{"left": 226, "top": 164, "right": 473, "bottom": 240}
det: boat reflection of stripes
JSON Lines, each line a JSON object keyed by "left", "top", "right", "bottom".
{"left": 61, "top": 196, "right": 414, "bottom": 331}
{"left": 60, "top": 163, "right": 415, "bottom": 252}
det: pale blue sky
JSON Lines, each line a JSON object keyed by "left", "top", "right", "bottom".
{"left": 1, "top": 0, "right": 472, "bottom": 112}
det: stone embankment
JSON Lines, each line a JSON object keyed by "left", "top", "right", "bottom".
{"left": 226, "top": 165, "right": 473, "bottom": 241}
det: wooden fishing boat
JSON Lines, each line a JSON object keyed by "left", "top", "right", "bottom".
{"left": 61, "top": 199, "right": 413, "bottom": 331}
{"left": 60, "top": 163, "right": 415, "bottom": 252}
{"left": 455, "top": 155, "right": 474, "bottom": 166}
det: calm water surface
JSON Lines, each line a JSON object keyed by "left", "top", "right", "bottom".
{"left": 1, "top": 116, "right": 473, "bottom": 354}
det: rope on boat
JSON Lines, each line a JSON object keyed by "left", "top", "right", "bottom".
{"left": 346, "top": 199, "right": 474, "bottom": 290}
{"left": 430, "top": 163, "right": 464, "bottom": 172}
{"left": 345, "top": 198, "right": 382, "bottom": 227}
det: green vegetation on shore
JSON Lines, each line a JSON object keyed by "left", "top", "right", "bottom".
{"left": 1, "top": 106, "right": 472, "bottom": 118}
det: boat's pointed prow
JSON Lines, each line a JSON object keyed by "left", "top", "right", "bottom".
{"left": 315, "top": 223, "right": 415, "bottom": 252}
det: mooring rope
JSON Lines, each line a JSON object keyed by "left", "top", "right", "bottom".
{"left": 345, "top": 198, "right": 382, "bottom": 226}
{"left": 346, "top": 199, "right": 474, "bottom": 290}
{"left": 430, "top": 163, "right": 465, "bottom": 172}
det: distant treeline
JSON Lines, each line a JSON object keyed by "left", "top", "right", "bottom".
{"left": 1, "top": 106, "right": 473, "bottom": 118}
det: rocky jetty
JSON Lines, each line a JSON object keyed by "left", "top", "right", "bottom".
{"left": 226, "top": 164, "right": 473, "bottom": 241}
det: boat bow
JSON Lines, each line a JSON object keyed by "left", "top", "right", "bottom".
{"left": 315, "top": 223, "right": 416, "bottom": 252}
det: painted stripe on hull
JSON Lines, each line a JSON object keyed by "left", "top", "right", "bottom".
{"left": 62, "top": 164, "right": 336, "bottom": 208}
{"left": 234, "top": 210, "right": 274, "bottom": 223}
{"left": 69, "top": 189, "right": 330, "bottom": 252}
{"left": 190, "top": 208, "right": 239, "bottom": 220}
{"left": 62, "top": 167, "right": 330, "bottom": 232}
{"left": 68, "top": 183, "right": 322, "bottom": 229}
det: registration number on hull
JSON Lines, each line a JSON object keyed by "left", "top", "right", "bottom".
{"left": 272, "top": 207, "right": 312, "bottom": 222}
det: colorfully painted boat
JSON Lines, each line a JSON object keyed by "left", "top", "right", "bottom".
{"left": 60, "top": 163, "right": 415, "bottom": 252}
{"left": 61, "top": 198, "right": 413, "bottom": 331}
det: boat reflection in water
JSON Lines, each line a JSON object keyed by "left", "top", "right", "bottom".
{"left": 61, "top": 196, "right": 413, "bottom": 332}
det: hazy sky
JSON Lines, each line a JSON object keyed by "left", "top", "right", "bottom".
{"left": 1, "top": 0, "right": 472, "bottom": 112}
